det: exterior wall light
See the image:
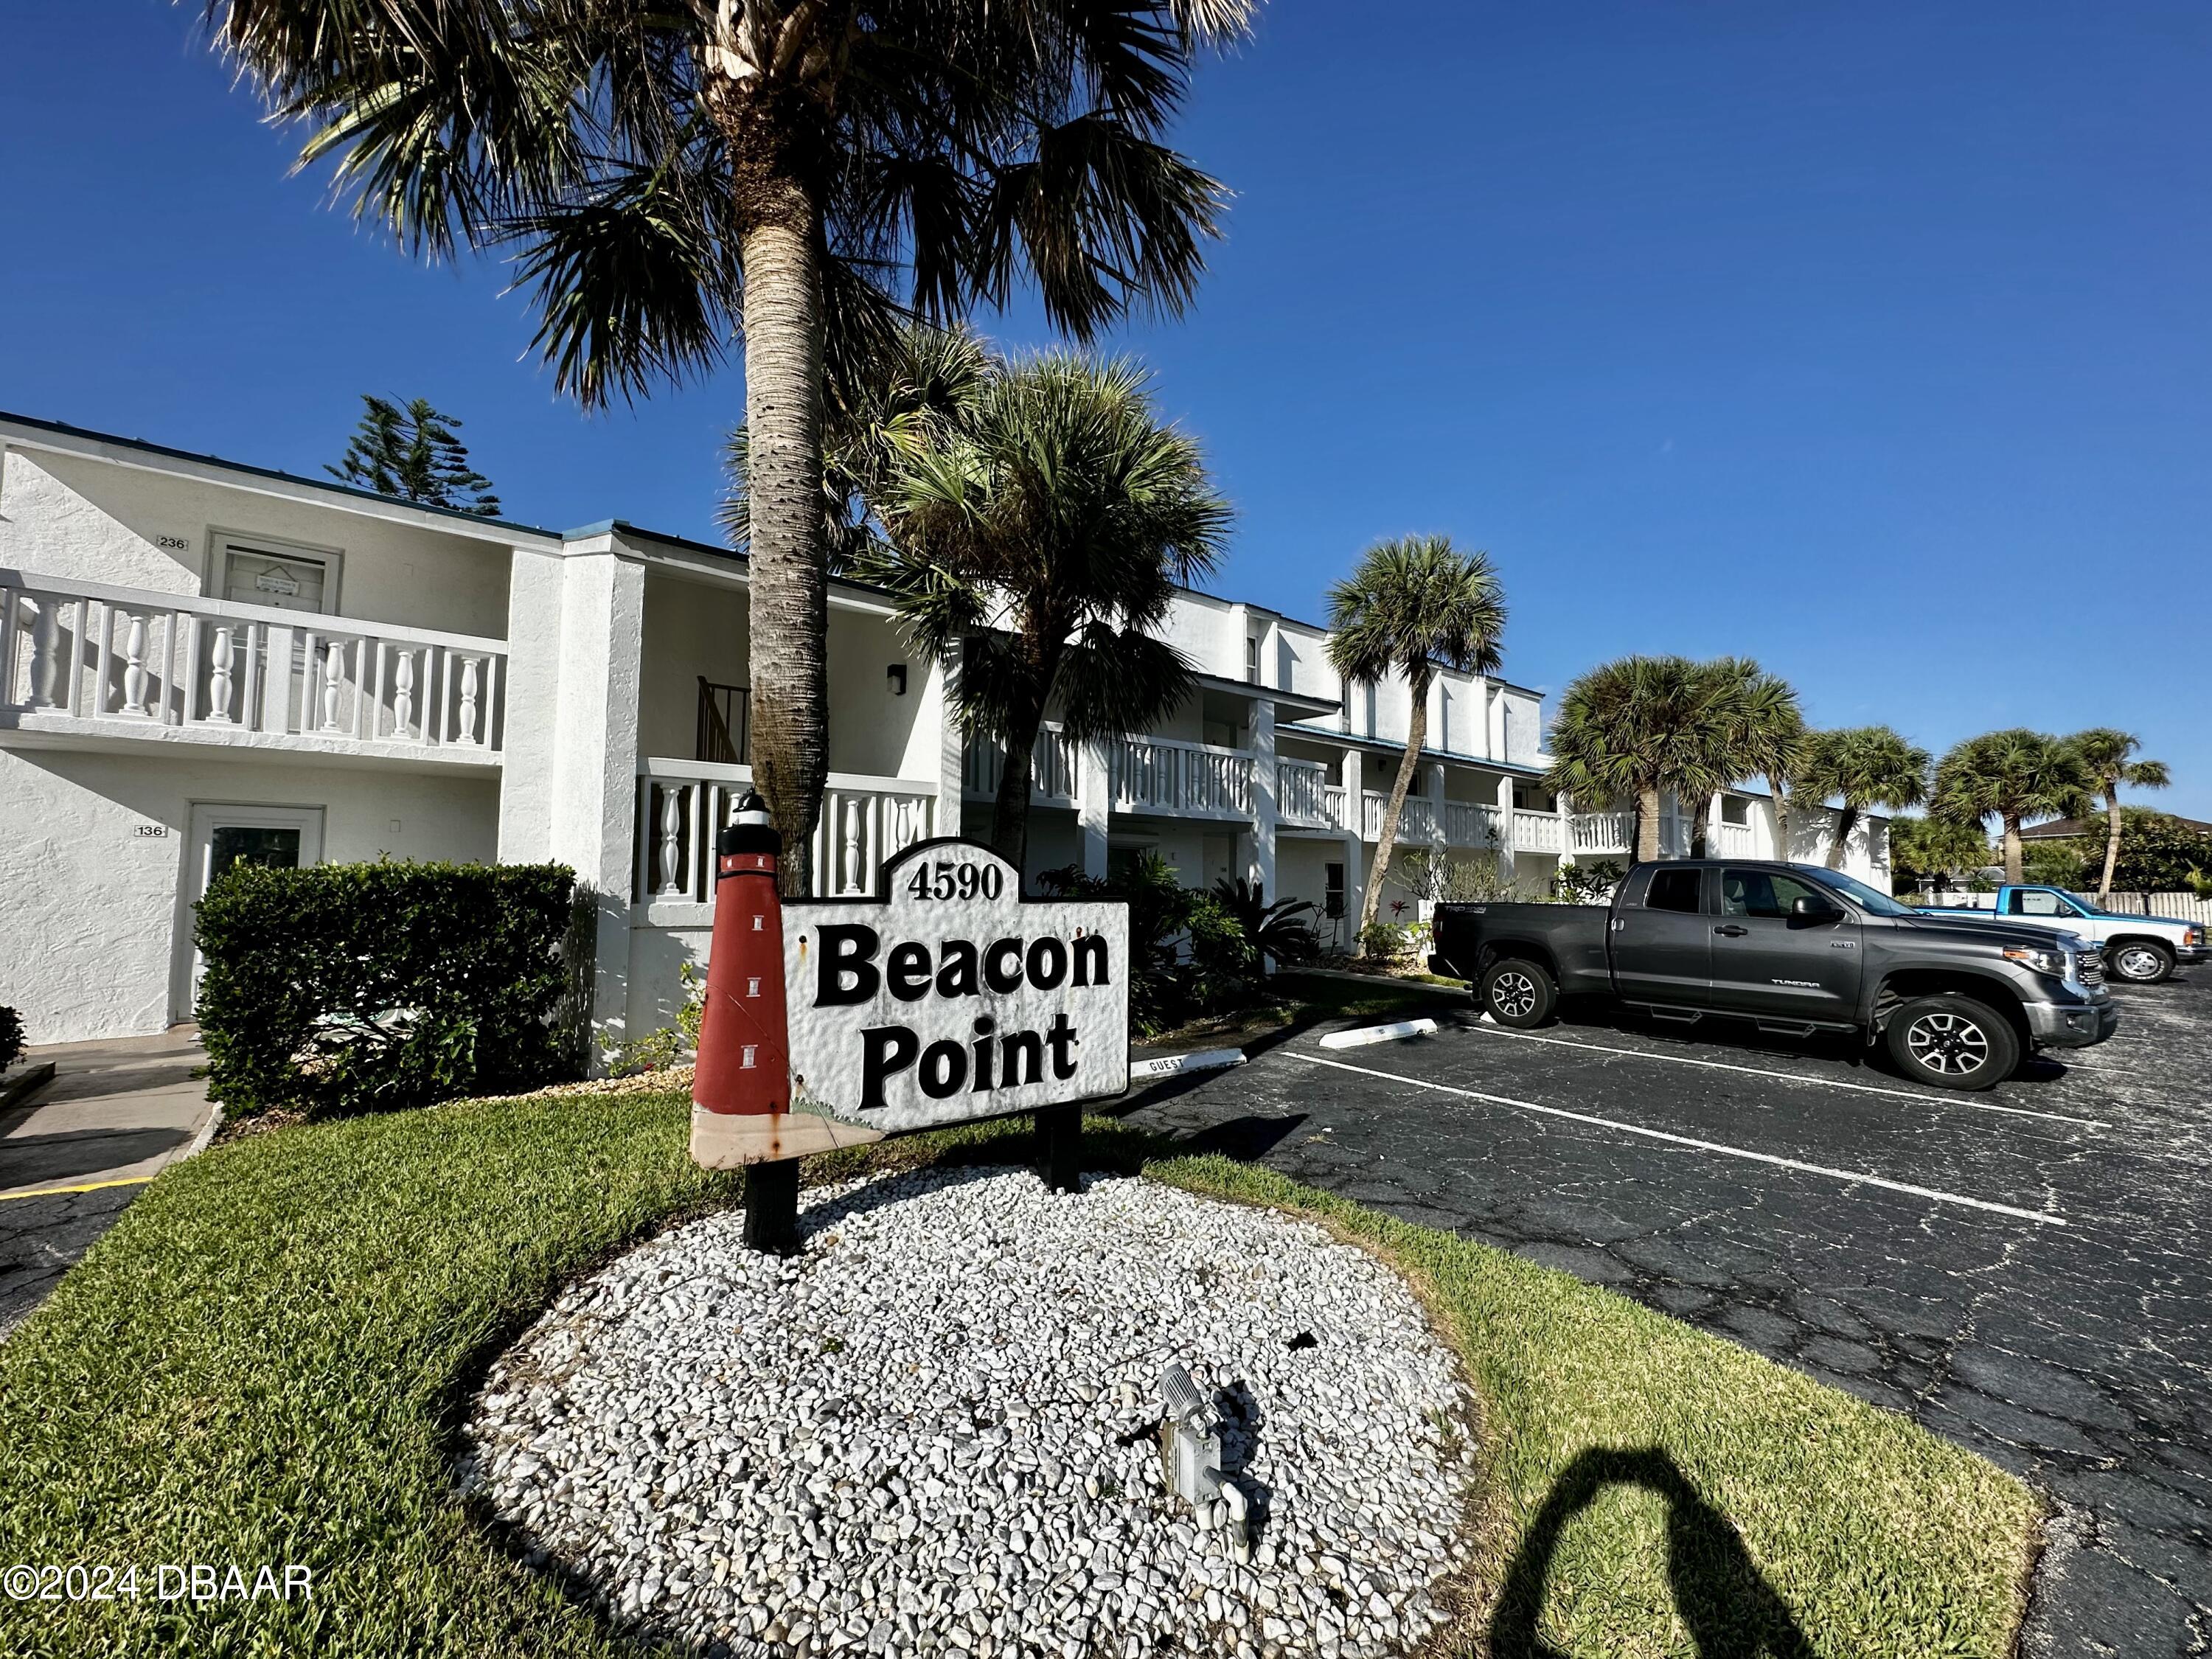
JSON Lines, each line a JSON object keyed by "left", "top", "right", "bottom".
{"left": 887, "top": 664, "right": 908, "bottom": 695}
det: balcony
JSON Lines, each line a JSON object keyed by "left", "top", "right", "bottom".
{"left": 1278, "top": 758, "right": 1337, "bottom": 828}
{"left": 1110, "top": 735, "right": 1253, "bottom": 820}
{"left": 1570, "top": 811, "right": 1690, "bottom": 858}
{"left": 963, "top": 724, "right": 1079, "bottom": 807}
{"left": 0, "top": 568, "right": 506, "bottom": 768}
{"left": 635, "top": 759, "right": 938, "bottom": 904}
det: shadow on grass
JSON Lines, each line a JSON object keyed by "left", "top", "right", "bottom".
{"left": 1489, "top": 1446, "right": 1814, "bottom": 1659}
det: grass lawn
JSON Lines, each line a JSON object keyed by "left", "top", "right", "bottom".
{"left": 0, "top": 1093, "right": 2037, "bottom": 1658}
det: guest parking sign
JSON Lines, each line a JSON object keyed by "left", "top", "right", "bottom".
{"left": 689, "top": 813, "right": 1129, "bottom": 1174}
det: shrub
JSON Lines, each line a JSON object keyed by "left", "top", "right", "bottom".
{"left": 195, "top": 861, "right": 579, "bottom": 1118}
{"left": 1210, "top": 877, "right": 1319, "bottom": 968}
{"left": 1357, "top": 920, "right": 1417, "bottom": 964}
{"left": 599, "top": 959, "right": 706, "bottom": 1077}
{"left": 0, "top": 1006, "right": 22, "bottom": 1074}
{"left": 1037, "top": 855, "right": 1256, "bottom": 1034}
{"left": 1552, "top": 860, "right": 1627, "bottom": 905}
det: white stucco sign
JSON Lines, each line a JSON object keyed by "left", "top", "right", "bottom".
{"left": 783, "top": 841, "right": 1130, "bottom": 1133}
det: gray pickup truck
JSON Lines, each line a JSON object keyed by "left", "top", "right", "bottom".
{"left": 1430, "top": 860, "right": 2118, "bottom": 1091}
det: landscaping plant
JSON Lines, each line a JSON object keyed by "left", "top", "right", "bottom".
{"left": 195, "top": 861, "right": 578, "bottom": 1118}
{"left": 0, "top": 1005, "right": 23, "bottom": 1074}
{"left": 2065, "top": 728, "right": 2171, "bottom": 900}
{"left": 1209, "top": 877, "right": 1320, "bottom": 969}
{"left": 1037, "top": 856, "right": 1254, "bottom": 1034}
{"left": 1932, "top": 729, "right": 2093, "bottom": 883}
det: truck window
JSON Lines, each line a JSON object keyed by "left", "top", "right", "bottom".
{"left": 2007, "top": 889, "right": 2079, "bottom": 917}
{"left": 1645, "top": 868, "right": 1703, "bottom": 913}
{"left": 1721, "top": 869, "right": 1825, "bottom": 919}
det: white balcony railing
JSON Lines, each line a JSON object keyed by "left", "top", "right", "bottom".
{"left": 635, "top": 760, "right": 936, "bottom": 903}
{"left": 1445, "top": 801, "right": 1503, "bottom": 848}
{"left": 963, "top": 723, "right": 1078, "bottom": 806}
{"left": 1110, "top": 736, "right": 1253, "bottom": 818}
{"left": 1712, "top": 820, "right": 1755, "bottom": 858}
{"left": 1278, "top": 759, "right": 1337, "bottom": 828}
{"left": 1571, "top": 811, "right": 1634, "bottom": 854}
{"left": 0, "top": 569, "right": 505, "bottom": 757}
{"left": 1512, "top": 810, "right": 1565, "bottom": 855}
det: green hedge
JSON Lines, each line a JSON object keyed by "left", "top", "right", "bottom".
{"left": 195, "top": 861, "right": 580, "bottom": 1118}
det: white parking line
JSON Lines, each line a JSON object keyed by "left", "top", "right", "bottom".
{"left": 1457, "top": 1023, "right": 2110, "bottom": 1130}
{"left": 1287, "top": 1051, "right": 2069, "bottom": 1227}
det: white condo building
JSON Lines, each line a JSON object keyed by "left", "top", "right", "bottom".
{"left": 0, "top": 412, "right": 1888, "bottom": 1051}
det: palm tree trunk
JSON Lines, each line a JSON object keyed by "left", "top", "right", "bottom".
{"left": 737, "top": 183, "right": 829, "bottom": 897}
{"left": 2001, "top": 815, "right": 2024, "bottom": 884}
{"left": 989, "top": 703, "right": 1047, "bottom": 878}
{"left": 1356, "top": 674, "right": 1428, "bottom": 942}
{"left": 1827, "top": 805, "right": 1859, "bottom": 870}
{"left": 1635, "top": 785, "right": 1662, "bottom": 863}
{"left": 1770, "top": 774, "right": 1791, "bottom": 861}
{"left": 1688, "top": 793, "right": 1714, "bottom": 860}
{"left": 2097, "top": 785, "right": 2122, "bottom": 900}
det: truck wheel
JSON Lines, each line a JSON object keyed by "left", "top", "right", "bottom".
{"left": 1481, "top": 959, "right": 1557, "bottom": 1029}
{"left": 1884, "top": 995, "right": 2020, "bottom": 1091}
{"left": 2107, "top": 940, "right": 2174, "bottom": 984}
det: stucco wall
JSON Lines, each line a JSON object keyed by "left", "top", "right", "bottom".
{"left": 0, "top": 747, "right": 499, "bottom": 1045}
{"left": 0, "top": 448, "right": 512, "bottom": 637}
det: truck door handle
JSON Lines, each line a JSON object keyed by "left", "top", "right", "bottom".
{"left": 1714, "top": 925, "right": 1748, "bottom": 937}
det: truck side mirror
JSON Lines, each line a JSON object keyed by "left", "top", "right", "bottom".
{"left": 1791, "top": 895, "right": 1841, "bottom": 922}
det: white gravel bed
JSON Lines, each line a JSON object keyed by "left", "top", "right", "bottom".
{"left": 459, "top": 1166, "right": 1477, "bottom": 1659}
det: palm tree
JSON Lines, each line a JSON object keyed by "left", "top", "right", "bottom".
{"left": 1932, "top": 729, "right": 2093, "bottom": 883}
{"left": 1327, "top": 538, "right": 1507, "bottom": 939}
{"left": 722, "top": 322, "right": 994, "bottom": 576}
{"left": 862, "top": 352, "right": 1231, "bottom": 870}
{"left": 203, "top": 0, "right": 1255, "bottom": 891}
{"left": 1545, "top": 655, "right": 1735, "bottom": 865}
{"left": 2067, "top": 728, "right": 2171, "bottom": 900}
{"left": 1795, "top": 726, "right": 1931, "bottom": 869}
{"left": 1683, "top": 658, "right": 1803, "bottom": 858}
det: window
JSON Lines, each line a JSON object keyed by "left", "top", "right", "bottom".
{"left": 1244, "top": 635, "right": 1260, "bottom": 684}
{"left": 1720, "top": 868, "right": 1825, "bottom": 919}
{"left": 1720, "top": 796, "right": 1751, "bottom": 826}
{"left": 1645, "top": 868, "right": 1703, "bottom": 913}
{"left": 1324, "top": 863, "right": 1346, "bottom": 919}
{"left": 215, "top": 535, "right": 341, "bottom": 615}
{"left": 2007, "top": 888, "right": 2081, "bottom": 918}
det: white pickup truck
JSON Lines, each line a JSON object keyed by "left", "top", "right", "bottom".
{"left": 1914, "top": 884, "right": 2208, "bottom": 984}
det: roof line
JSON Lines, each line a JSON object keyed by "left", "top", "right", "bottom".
{"left": 0, "top": 408, "right": 565, "bottom": 540}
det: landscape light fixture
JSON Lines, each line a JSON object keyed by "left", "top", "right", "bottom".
{"left": 1158, "top": 1362, "right": 1252, "bottom": 1556}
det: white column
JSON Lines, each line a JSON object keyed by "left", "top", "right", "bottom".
{"left": 933, "top": 639, "right": 966, "bottom": 842}
{"left": 1249, "top": 697, "right": 1279, "bottom": 900}
{"left": 1423, "top": 759, "right": 1447, "bottom": 917}
{"left": 1495, "top": 772, "right": 1517, "bottom": 893}
{"left": 1340, "top": 745, "right": 1366, "bottom": 942}
{"left": 498, "top": 538, "right": 644, "bottom": 1071}
{"left": 1078, "top": 737, "right": 1111, "bottom": 880}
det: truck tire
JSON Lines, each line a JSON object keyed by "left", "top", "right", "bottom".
{"left": 1481, "top": 959, "right": 1557, "bottom": 1029}
{"left": 2107, "top": 939, "right": 2174, "bottom": 984}
{"left": 1884, "top": 995, "right": 2020, "bottom": 1091}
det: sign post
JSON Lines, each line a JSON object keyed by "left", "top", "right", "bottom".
{"left": 691, "top": 801, "right": 1130, "bottom": 1250}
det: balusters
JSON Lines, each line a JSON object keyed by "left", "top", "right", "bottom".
{"left": 208, "top": 625, "right": 237, "bottom": 722}
{"left": 319, "top": 640, "right": 345, "bottom": 731}
{"left": 392, "top": 650, "right": 415, "bottom": 737}
{"left": 657, "top": 786, "right": 686, "bottom": 897}
{"left": 841, "top": 796, "right": 864, "bottom": 893}
{"left": 28, "top": 596, "right": 60, "bottom": 708}
{"left": 457, "top": 655, "right": 481, "bottom": 742}
{"left": 120, "top": 612, "right": 150, "bottom": 714}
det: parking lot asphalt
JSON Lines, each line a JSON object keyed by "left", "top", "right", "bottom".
{"left": 1118, "top": 974, "right": 2212, "bottom": 1658}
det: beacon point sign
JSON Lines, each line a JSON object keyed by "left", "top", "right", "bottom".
{"left": 691, "top": 818, "right": 1130, "bottom": 1171}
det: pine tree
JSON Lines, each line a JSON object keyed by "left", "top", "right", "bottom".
{"left": 327, "top": 397, "right": 501, "bottom": 516}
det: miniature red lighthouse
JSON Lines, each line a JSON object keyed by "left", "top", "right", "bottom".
{"left": 690, "top": 792, "right": 807, "bottom": 1248}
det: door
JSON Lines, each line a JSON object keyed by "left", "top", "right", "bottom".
{"left": 170, "top": 804, "right": 325, "bottom": 1023}
{"left": 1610, "top": 864, "right": 1712, "bottom": 1009}
{"left": 1709, "top": 866, "right": 1863, "bottom": 1021}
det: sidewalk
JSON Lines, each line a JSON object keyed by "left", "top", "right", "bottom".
{"left": 0, "top": 1028, "right": 218, "bottom": 1200}
{"left": 0, "top": 1029, "right": 218, "bottom": 1336}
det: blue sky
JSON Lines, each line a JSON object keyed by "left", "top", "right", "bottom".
{"left": 4, "top": 1, "right": 2208, "bottom": 815}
